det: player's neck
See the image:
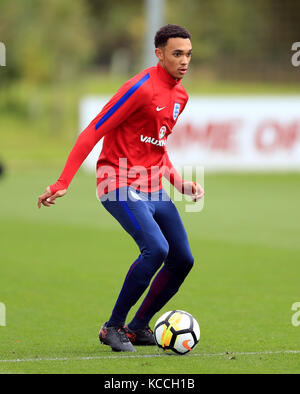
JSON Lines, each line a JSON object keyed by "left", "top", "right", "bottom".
{"left": 156, "top": 62, "right": 180, "bottom": 86}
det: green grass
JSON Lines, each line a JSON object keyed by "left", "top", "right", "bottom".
{"left": 1, "top": 73, "right": 300, "bottom": 374}
{"left": 0, "top": 170, "right": 300, "bottom": 374}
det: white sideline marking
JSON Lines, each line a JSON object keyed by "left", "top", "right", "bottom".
{"left": 0, "top": 350, "right": 299, "bottom": 363}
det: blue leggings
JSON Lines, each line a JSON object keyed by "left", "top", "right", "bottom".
{"left": 100, "top": 187, "right": 194, "bottom": 330}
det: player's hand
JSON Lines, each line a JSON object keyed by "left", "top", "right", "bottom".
{"left": 182, "top": 181, "right": 205, "bottom": 202}
{"left": 37, "top": 186, "right": 67, "bottom": 208}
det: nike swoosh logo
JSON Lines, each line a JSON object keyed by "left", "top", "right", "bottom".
{"left": 156, "top": 106, "right": 166, "bottom": 112}
{"left": 182, "top": 339, "right": 193, "bottom": 351}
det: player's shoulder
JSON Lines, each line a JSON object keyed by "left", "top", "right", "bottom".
{"left": 174, "top": 82, "right": 189, "bottom": 105}
{"left": 177, "top": 82, "right": 189, "bottom": 99}
{"left": 122, "top": 67, "right": 155, "bottom": 96}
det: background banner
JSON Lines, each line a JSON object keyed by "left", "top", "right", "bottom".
{"left": 80, "top": 96, "right": 300, "bottom": 172}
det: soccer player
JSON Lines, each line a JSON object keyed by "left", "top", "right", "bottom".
{"left": 37, "top": 24, "right": 204, "bottom": 352}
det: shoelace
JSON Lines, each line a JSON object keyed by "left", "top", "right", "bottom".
{"left": 135, "top": 326, "right": 153, "bottom": 336}
{"left": 117, "top": 327, "right": 129, "bottom": 343}
{"left": 123, "top": 327, "right": 136, "bottom": 339}
{"left": 145, "top": 327, "right": 154, "bottom": 336}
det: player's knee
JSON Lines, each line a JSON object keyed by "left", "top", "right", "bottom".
{"left": 185, "top": 252, "right": 194, "bottom": 269}
{"left": 149, "top": 240, "right": 169, "bottom": 263}
{"left": 165, "top": 250, "right": 194, "bottom": 277}
{"left": 180, "top": 251, "right": 194, "bottom": 277}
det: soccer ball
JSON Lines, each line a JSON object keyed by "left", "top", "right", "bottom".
{"left": 154, "top": 310, "right": 200, "bottom": 355}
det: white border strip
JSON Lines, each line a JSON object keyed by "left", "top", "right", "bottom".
{"left": 0, "top": 350, "right": 299, "bottom": 363}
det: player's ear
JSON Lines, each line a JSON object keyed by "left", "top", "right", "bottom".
{"left": 155, "top": 47, "right": 164, "bottom": 61}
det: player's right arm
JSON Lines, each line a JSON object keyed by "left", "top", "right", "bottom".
{"left": 37, "top": 186, "right": 67, "bottom": 209}
{"left": 37, "top": 72, "right": 151, "bottom": 208}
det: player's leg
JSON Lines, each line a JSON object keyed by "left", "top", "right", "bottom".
{"left": 99, "top": 187, "right": 169, "bottom": 349}
{"left": 127, "top": 190, "right": 194, "bottom": 331}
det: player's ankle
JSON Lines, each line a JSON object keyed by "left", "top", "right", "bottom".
{"left": 106, "top": 320, "right": 124, "bottom": 328}
{"left": 128, "top": 319, "right": 147, "bottom": 331}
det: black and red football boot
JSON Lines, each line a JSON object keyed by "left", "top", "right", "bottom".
{"left": 99, "top": 322, "right": 136, "bottom": 352}
{"left": 123, "top": 325, "right": 156, "bottom": 346}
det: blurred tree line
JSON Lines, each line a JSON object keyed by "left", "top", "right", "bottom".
{"left": 0, "top": 0, "right": 299, "bottom": 85}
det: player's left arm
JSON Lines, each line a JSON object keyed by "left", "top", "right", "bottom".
{"left": 163, "top": 92, "right": 204, "bottom": 202}
{"left": 163, "top": 152, "right": 205, "bottom": 202}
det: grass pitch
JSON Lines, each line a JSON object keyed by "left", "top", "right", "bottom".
{"left": 0, "top": 170, "right": 300, "bottom": 374}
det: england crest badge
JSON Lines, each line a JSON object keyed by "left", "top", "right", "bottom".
{"left": 173, "top": 103, "right": 181, "bottom": 121}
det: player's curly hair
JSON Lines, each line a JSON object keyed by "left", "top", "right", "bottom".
{"left": 154, "top": 24, "right": 191, "bottom": 48}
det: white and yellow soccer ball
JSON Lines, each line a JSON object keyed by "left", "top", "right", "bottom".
{"left": 154, "top": 310, "right": 200, "bottom": 355}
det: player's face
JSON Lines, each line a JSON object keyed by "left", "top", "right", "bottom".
{"left": 155, "top": 37, "right": 192, "bottom": 80}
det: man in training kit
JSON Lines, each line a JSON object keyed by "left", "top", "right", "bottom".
{"left": 38, "top": 24, "right": 205, "bottom": 352}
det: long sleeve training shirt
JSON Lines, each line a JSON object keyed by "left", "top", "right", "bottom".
{"left": 50, "top": 63, "right": 188, "bottom": 197}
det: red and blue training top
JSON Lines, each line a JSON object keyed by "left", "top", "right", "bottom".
{"left": 50, "top": 63, "right": 189, "bottom": 197}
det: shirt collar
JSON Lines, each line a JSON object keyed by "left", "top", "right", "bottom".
{"left": 156, "top": 63, "right": 181, "bottom": 87}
